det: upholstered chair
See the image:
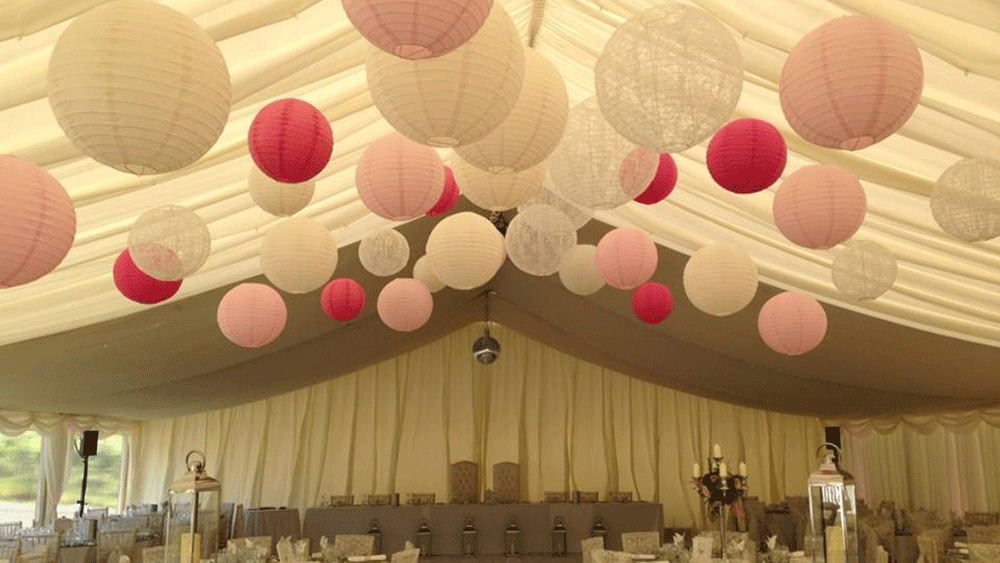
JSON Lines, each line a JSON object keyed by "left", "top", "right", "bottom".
{"left": 493, "top": 462, "right": 520, "bottom": 503}
{"left": 449, "top": 461, "right": 479, "bottom": 504}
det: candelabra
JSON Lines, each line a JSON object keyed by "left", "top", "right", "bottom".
{"left": 692, "top": 444, "right": 749, "bottom": 556}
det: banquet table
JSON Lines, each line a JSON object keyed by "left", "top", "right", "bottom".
{"left": 243, "top": 508, "right": 302, "bottom": 542}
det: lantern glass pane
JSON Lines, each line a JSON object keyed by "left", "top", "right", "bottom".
{"left": 165, "top": 489, "right": 221, "bottom": 563}
{"left": 808, "top": 482, "right": 858, "bottom": 563}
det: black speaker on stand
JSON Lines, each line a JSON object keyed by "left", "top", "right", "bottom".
{"left": 76, "top": 430, "right": 99, "bottom": 517}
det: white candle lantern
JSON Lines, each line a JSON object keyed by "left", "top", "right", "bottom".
{"left": 808, "top": 443, "right": 859, "bottom": 563}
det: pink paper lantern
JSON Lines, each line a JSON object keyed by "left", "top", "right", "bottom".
{"left": 633, "top": 153, "right": 678, "bottom": 205}
{"left": 706, "top": 118, "right": 787, "bottom": 194}
{"left": 321, "top": 278, "right": 366, "bottom": 322}
{"left": 342, "top": 0, "right": 494, "bottom": 60}
{"left": 773, "top": 165, "right": 867, "bottom": 249}
{"left": 113, "top": 249, "right": 182, "bottom": 304}
{"left": 779, "top": 16, "right": 923, "bottom": 150}
{"left": 377, "top": 278, "right": 433, "bottom": 332}
{"left": 0, "top": 156, "right": 76, "bottom": 288}
{"left": 249, "top": 99, "right": 334, "bottom": 183}
{"left": 217, "top": 283, "right": 288, "bottom": 348}
{"left": 427, "top": 166, "right": 460, "bottom": 216}
{"left": 594, "top": 227, "right": 658, "bottom": 290}
{"left": 356, "top": 133, "right": 445, "bottom": 220}
{"left": 632, "top": 281, "right": 674, "bottom": 324}
{"left": 757, "top": 291, "right": 828, "bottom": 355}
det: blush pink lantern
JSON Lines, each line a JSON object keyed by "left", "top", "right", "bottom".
{"left": 321, "top": 278, "right": 366, "bottom": 322}
{"left": 594, "top": 227, "right": 658, "bottom": 290}
{"left": 248, "top": 98, "right": 334, "bottom": 184}
{"left": 342, "top": 0, "right": 494, "bottom": 60}
{"left": 217, "top": 283, "right": 288, "bottom": 348}
{"left": 706, "top": 118, "right": 787, "bottom": 194}
{"left": 356, "top": 133, "right": 445, "bottom": 220}
{"left": 772, "top": 165, "right": 867, "bottom": 249}
{"left": 377, "top": 278, "right": 433, "bottom": 332}
{"left": 632, "top": 281, "right": 674, "bottom": 324}
{"left": 757, "top": 291, "right": 828, "bottom": 355}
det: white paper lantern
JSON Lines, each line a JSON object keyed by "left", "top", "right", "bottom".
{"left": 455, "top": 48, "right": 569, "bottom": 174}
{"left": 453, "top": 158, "right": 545, "bottom": 211}
{"left": 248, "top": 167, "right": 314, "bottom": 217}
{"left": 426, "top": 212, "right": 505, "bottom": 290}
{"left": 831, "top": 240, "right": 898, "bottom": 301}
{"left": 260, "top": 217, "right": 338, "bottom": 294}
{"left": 366, "top": 3, "right": 525, "bottom": 147}
{"left": 128, "top": 205, "right": 211, "bottom": 281}
{"left": 413, "top": 255, "right": 445, "bottom": 292}
{"left": 520, "top": 182, "right": 593, "bottom": 229}
{"left": 505, "top": 205, "right": 576, "bottom": 276}
{"left": 359, "top": 228, "right": 410, "bottom": 277}
{"left": 377, "top": 278, "right": 433, "bottom": 332}
{"left": 547, "top": 97, "right": 657, "bottom": 210}
{"left": 682, "top": 243, "right": 759, "bottom": 316}
{"left": 594, "top": 4, "right": 743, "bottom": 153}
{"left": 47, "top": 0, "right": 231, "bottom": 175}
{"left": 558, "top": 244, "right": 605, "bottom": 296}
{"left": 930, "top": 158, "right": 1000, "bottom": 242}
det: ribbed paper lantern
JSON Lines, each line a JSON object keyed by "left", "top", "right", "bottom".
{"left": 832, "top": 240, "right": 897, "bottom": 300}
{"left": 249, "top": 99, "right": 333, "bottom": 184}
{"left": 682, "top": 243, "right": 758, "bottom": 316}
{"left": 248, "top": 166, "right": 314, "bottom": 217}
{"left": 757, "top": 291, "right": 827, "bottom": 355}
{"left": 260, "top": 217, "right": 338, "bottom": 294}
{"left": 413, "top": 255, "right": 445, "bottom": 292}
{"left": 779, "top": 16, "right": 923, "bottom": 150}
{"left": 128, "top": 205, "right": 211, "bottom": 281}
{"left": 505, "top": 205, "right": 576, "bottom": 276}
{"left": 356, "top": 133, "right": 445, "bottom": 220}
{"left": 321, "top": 278, "right": 366, "bottom": 322}
{"left": 366, "top": 3, "right": 525, "bottom": 147}
{"left": 594, "top": 227, "right": 658, "bottom": 290}
{"left": 426, "top": 212, "right": 505, "bottom": 290}
{"left": 773, "top": 165, "right": 867, "bottom": 249}
{"left": 520, "top": 183, "right": 593, "bottom": 229}
{"left": 633, "top": 152, "right": 678, "bottom": 205}
{"left": 632, "top": 282, "right": 674, "bottom": 324}
{"left": 930, "top": 158, "right": 1000, "bottom": 242}
{"left": 359, "top": 229, "right": 410, "bottom": 277}
{"left": 707, "top": 119, "right": 787, "bottom": 194}
{"left": 427, "top": 166, "right": 460, "bottom": 216}
{"left": 113, "top": 249, "right": 182, "bottom": 304}
{"left": 558, "top": 245, "right": 605, "bottom": 296}
{"left": 377, "top": 278, "right": 433, "bottom": 331}
{"left": 453, "top": 158, "right": 545, "bottom": 211}
{"left": 455, "top": 48, "right": 568, "bottom": 174}
{"left": 217, "top": 283, "right": 287, "bottom": 348}
{"left": 594, "top": 4, "right": 744, "bottom": 152}
{"left": 47, "top": 0, "right": 231, "bottom": 175}
{"left": 548, "top": 98, "right": 658, "bottom": 210}
{"left": 343, "top": 0, "right": 493, "bottom": 60}
{"left": 0, "top": 156, "right": 76, "bottom": 288}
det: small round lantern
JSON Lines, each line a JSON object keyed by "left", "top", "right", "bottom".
{"left": 558, "top": 245, "right": 605, "bottom": 296}
{"left": 248, "top": 166, "right": 314, "bottom": 217}
{"left": 321, "top": 278, "right": 366, "bottom": 322}
{"left": 356, "top": 133, "right": 445, "bottom": 220}
{"left": 427, "top": 167, "right": 460, "bottom": 216}
{"left": 128, "top": 205, "right": 211, "bottom": 281}
{"left": 773, "top": 165, "right": 867, "bottom": 249}
{"left": 520, "top": 184, "right": 593, "bottom": 229}
{"left": 757, "top": 291, "right": 828, "bottom": 355}
{"left": 359, "top": 229, "right": 410, "bottom": 277}
{"left": 217, "top": 283, "right": 287, "bottom": 348}
{"left": 930, "top": 158, "right": 1000, "bottom": 242}
{"left": 453, "top": 159, "right": 545, "bottom": 212}
{"left": 113, "top": 249, "right": 182, "bottom": 304}
{"left": 413, "top": 255, "right": 445, "bottom": 292}
{"left": 634, "top": 153, "right": 678, "bottom": 205}
{"left": 343, "top": 0, "right": 493, "bottom": 60}
{"left": 706, "top": 119, "right": 787, "bottom": 194}
{"left": 504, "top": 205, "right": 576, "bottom": 276}
{"left": 632, "top": 282, "right": 674, "bottom": 324}
{"left": 426, "top": 212, "right": 505, "bottom": 290}
{"left": 594, "top": 227, "right": 658, "bottom": 290}
{"left": 249, "top": 98, "right": 333, "bottom": 183}
{"left": 682, "top": 243, "right": 759, "bottom": 316}
{"left": 377, "top": 278, "right": 433, "bottom": 332}
{"left": 831, "top": 240, "right": 897, "bottom": 301}
{"left": 260, "top": 217, "right": 338, "bottom": 294}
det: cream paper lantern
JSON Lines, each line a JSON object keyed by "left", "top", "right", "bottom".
{"left": 505, "top": 205, "right": 577, "bottom": 276}
{"left": 359, "top": 228, "right": 410, "bottom": 277}
{"left": 413, "top": 255, "right": 445, "bottom": 292}
{"left": 930, "top": 158, "right": 1000, "bottom": 242}
{"left": 127, "top": 205, "right": 211, "bottom": 281}
{"left": 831, "top": 240, "right": 897, "bottom": 301}
{"left": 547, "top": 97, "right": 658, "bottom": 210}
{"left": 248, "top": 167, "right": 314, "bottom": 217}
{"left": 520, "top": 182, "right": 593, "bottom": 229}
{"left": 558, "top": 244, "right": 605, "bottom": 296}
{"left": 594, "top": 4, "right": 744, "bottom": 153}
{"left": 366, "top": 3, "right": 525, "bottom": 147}
{"left": 47, "top": 0, "right": 231, "bottom": 175}
{"left": 260, "top": 217, "right": 338, "bottom": 294}
{"left": 682, "top": 243, "right": 759, "bottom": 316}
{"left": 453, "top": 158, "right": 545, "bottom": 211}
{"left": 455, "top": 48, "right": 569, "bottom": 174}
{"left": 426, "top": 212, "right": 505, "bottom": 290}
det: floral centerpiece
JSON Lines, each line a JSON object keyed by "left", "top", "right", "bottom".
{"left": 691, "top": 472, "right": 747, "bottom": 520}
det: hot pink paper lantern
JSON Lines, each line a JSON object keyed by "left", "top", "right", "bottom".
{"left": 0, "top": 156, "right": 76, "bottom": 288}
{"left": 633, "top": 153, "right": 678, "bottom": 204}
{"left": 248, "top": 98, "right": 334, "bottom": 183}
{"left": 342, "top": 0, "right": 494, "bottom": 60}
{"left": 356, "top": 133, "right": 445, "bottom": 220}
{"left": 632, "top": 282, "right": 674, "bottom": 324}
{"left": 773, "top": 165, "right": 867, "bottom": 249}
{"left": 427, "top": 166, "right": 460, "bottom": 216}
{"left": 757, "top": 291, "right": 828, "bottom": 355}
{"left": 321, "top": 278, "right": 366, "bottom": 322}
{"left": 779, "top": 16, "right": 923, "bottom": 150}
{"left": 594, "top": 227, "right": 658, "bottom": 290}
{"left": 113, "top": 249, "right": 182, "bottom": 304}
{"left": 217, "top": 283, "right": 288, "bottom": 348}
{"left": 706, "top": 118, "right": 787, "bottom": 194}
{"left": 377, "top": 278, "right": 433, "bottom": 332}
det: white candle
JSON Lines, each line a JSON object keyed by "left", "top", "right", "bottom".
{"left": 693, "top": 463, "right": 700, "bottom": 478}
{"left": 713, "top": 443, "right": 722, "bottom": 458}
{"left": 719, "top": 462, "right": 728, "bottom": 477}
{"left": 739, "top": 462, "right": 747, "bottom": 476}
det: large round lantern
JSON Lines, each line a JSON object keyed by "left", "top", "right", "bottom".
{"left": 249, "top": 98, "right": 334, "bottom": 183}
{"left": 365, "top": 3, "right": 525, "bottom": 147}
{"left": 260, "top": 217, "right": 338, "bottom": 294}
{"left": 773, "top": 165, "right": 867, "bottom": 249}
{"left": 248, "top": 167, "right": 314, "bottom": 217}
{"left": 359, "top": 229, "right": 410, "bottom": 277}
{"left": 558, "top": 245, "right": 605, "bottom": 296}
{"left": 427, "top": 167, "right": 460, "bottom": 216}
{"left": 0, "top": 156, "right": 76, "bottom": 288}
{"left": 413, "top": 255, "right": 445, "bottom": 292}
{"left": 779, "top": 16, "right": 923, "bottom": 150}
{"left": 216, "top": 283, "right": 287, "bottom": 348}
{"left": 47, "top": 0, "right": 231, "bottom": 175}
{"left": 682, "top": 243, "right": 759, "bottom": 316}
{"left": 706, "top": 119, "right": 787, "bottom": 194}
{"left": 594, "top": 227, "right": 658, "bottom": 290}
{"left": 377, "top": 278, "right": 433, "bottom": 332}
{"left": 505, "top": 205, "right": 576, "bottom": 276}
{"left": 342, "top": 0, "right": 493, "bottom": 60}
{"left": 632, "top": 282, "right": 674, "bottom": 324}
{"left": 521, "top": 184, "right": 593, "bottom": 229}
{"left": 634, "top": 153, "right": 678, "bottom": 205}
{"left": 453, "top": 159, "right": 545, "bottom": 211}
{"left": 930, "top": 158, "right": 1000, "bottom": 242}
{"left": 757, "top": 291, "right": 827, "bottom": 355}
{"left": 426, "top": 212, "right": 505, "bottom": 290}
{"left": 113, "top": 249, "right": 182, "bottom": 304}
{"left": 356, "top": 133, "right": 445, "bottom": 220}
{"left": 831, "top": 240, "right": 897, "bottom": 301}
{"left": 321, "top": 278, "right": 366, "bottom": 322}
{"left": 128, "top": 205, "right": 211, "bottom": 281}
{"left": 594, "top": 4, "right": 744, "bottom": 152}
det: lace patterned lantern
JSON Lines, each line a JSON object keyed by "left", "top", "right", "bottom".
{"left": 248, "top": 167, "right": 314, "bottom": 217}
{"left": 505, "top": 205, "right": 576, "bottom": 276}
{"left": 558, "top": 245, "right": 605, "bottom": 296}
{"left": 808, "top": 444, "right": 859, "bottom": 563}
{"left": 831, "top": 240, "right": 897, "bottom": 301}
{"left": 342, "top": 0, "right": 493, "bottom": 60}
{"left": 128, "top": 205, "right": 211, "bottom": 282}
{"left": 165, "top": 452, "right": 221, "bottom": 563}
{"left": 453, "top": 159, "right": 545, "bottom": 212}
{"left": 359, "top": 229, "right": 410, "bottom": 277}
{"left": 683, "top": 243, "right": 759, "bottom": 316}
{"left": 260, "top": 218, "right": 338, "bottom": 294}
{"left": 426, "top": 212, "right": 505, "bottom": 290}
{"left": 520, "top": 183, "right": 593, "bottom": 229}
{"left": 930, "top": 158, "right": 1000, "bottom": 242}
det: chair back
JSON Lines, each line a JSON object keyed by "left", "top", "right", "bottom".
{"left": 492, "top": 463, "right": 520, "bottom": 504}
{"left": 449, "top": 461, "right": 478, "bottom": 505}
{"left": 874, "top": 547, "right": 889, "bottom": 563}
{"left": 968, "top": 544, "right": 1000, "bottom": 563}
{"left": 332, "top": 535, "right": 374, "bottom": 559}
{"left": 581, "top": 537, "right": 605, "bottom": 563}
{"left": 915, "top": 532, "right": 940, "bottom": 563}
{"left": 390, "top": 548, "right": 419, "bottom": 563}
{"left": 97, "top": 530, "right": 136, "bottom": 563}
{"left": 621, "top": 532, "right": 660, "bottom": 554}
{"left": 16, "top": 534, "right": 55, "bottom": 563}
{"left": 0, "top": 539, "right": 19, "bottom": 562}
{"left": 967, "top": 526, "right": 1000, "bottom": 545}
{"left": 142, "top": 547, "right": 164, "bottom": 563}
{"left": 967, "top": 514, "right": 1000, "bottom": 527}
{"left": 0, "top": 524, "right": 22, "bottom": 540}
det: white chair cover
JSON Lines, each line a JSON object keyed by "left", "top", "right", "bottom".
{"left": 332, "top": 536, "right": 374, "bottom": 559}
{"left": 582, "top": 537, "right": 605, "bottom": 563}
{"left": 622, "top": 532, "right": 661, "bottom": 554}
{"left": 389, "top": 548, "right": 418, "bottom": 563}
